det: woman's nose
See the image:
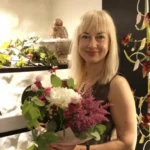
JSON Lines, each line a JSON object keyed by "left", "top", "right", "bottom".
{"left": 88, "top": 38, "right": 97, "bottom": 48}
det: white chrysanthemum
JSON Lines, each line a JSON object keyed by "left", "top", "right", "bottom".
{"left": 46, "top": 87, "right": 81, "bottom": 108}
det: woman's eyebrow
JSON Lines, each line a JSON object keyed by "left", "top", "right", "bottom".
{"left": 82, "top": 32, "right": 89, "bottom": 34}
{"left": 97, "top": 32, "right": 106, "bottom": 34}
{"left": 81, "top": 32, "right": 107, "bottom": 35}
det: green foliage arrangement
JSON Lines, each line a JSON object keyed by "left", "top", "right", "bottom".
{"left": 0, "top": 35, "right": 58, "bottom": 68}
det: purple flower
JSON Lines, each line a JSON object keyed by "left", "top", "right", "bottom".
{"left": 64, "top": 88, "right": 110, "bottom": 132}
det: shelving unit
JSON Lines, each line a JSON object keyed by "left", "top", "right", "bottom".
{"left": 0, "top": 65, "right": 68, "bottom": 137}
{"left": 0, "top": 65, "right": 68, "bottom": 73}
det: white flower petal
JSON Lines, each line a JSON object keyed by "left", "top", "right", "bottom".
{"left": 46, "top": 87, "right": 81, "bottom": 109}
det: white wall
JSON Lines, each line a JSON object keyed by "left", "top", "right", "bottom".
{"left": 50, "top": 0, "right": 102, "bottom": 38}
{"left": 0, "top": 0, "right": 102, "bottom": 40}
{"left": 0, "top": 0, "right": 52, "bottom": 40}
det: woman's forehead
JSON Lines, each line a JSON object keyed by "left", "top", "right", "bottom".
{"left": 81, "top": 26, "right": 108, "bottom": 34}
{"left": 81, "top": 31, "right": 108, "bottom": 35}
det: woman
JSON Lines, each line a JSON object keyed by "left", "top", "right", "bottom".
{"left": 50, "top": 10, "right": 137, "bottom": 150}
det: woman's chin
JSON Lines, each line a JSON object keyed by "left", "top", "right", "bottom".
{"left": 85, "top": 59, "right": 101, "bottom": 64}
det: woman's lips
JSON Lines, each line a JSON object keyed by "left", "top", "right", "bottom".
{"left": 86, "top": 51, "right": 99, "bottom": 56}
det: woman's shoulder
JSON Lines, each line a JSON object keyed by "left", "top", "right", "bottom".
{"left": 109, "top": 75, "right": 132, "bottom": 97}
{"left": 110, "top": 75, "right": 129, "bottom": 88}
{"left": 108, "top": 75, "right": 133, "bottom": 102}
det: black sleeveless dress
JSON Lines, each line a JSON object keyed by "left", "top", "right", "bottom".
{"left": 83, "top": 81, "right": 115, "bottom": 144}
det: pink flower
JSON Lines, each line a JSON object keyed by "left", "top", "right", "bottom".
{"left": 26, "top": 54, "right": 33, "bottom": 60}
{"left": 146, "top": 43, "right": 150, "bottom": 56}
{"left": 64, "top": 88, "right": 110, "bottom": 132}
{"left": 31, "top": 84, "right": 39, "bottom": 92}
{"left": 145, "top": 12, "right": 150, "bottom": 21}
{"left": 44, "top": 87, "right": 51, "bottom": 97}
{"left": 31, "top": 76, "right": 43, "bottom": 91}
{"left": 36, "top": 75, "right": 42, "bottom": 82}
{"left": 34, "top": 81, "right": 42, "bottom": 88}
{"left": 39, "top": 96, "right": 48, "bottom": 103}
{"left": 142, "top": 61, "right": 150, "bottom": 77}
{"left": 121, "top": 33, "right": 132, "bottom": 46}
{"left": 141, "top": 113, "right": 150, "bottom": 128}
{"left": 49, "top": 66, "right": 58, "bottom": 73}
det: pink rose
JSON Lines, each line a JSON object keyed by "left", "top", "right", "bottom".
{"left": 39, "top": 96, "right": 47, "bottom": 103}
{"left": 26, "top": 54, "right": 33, "bottom": 60}
{"left": 44, "top": 87, "right": 51, "bottom": 97}
{"left": 34, "top": 81, "right": 42, "bottom": 88}
{"left": 36, "top": 75, "right": 42, "bottom": 82}
{"left": 31, "top": 84, "right": 39, "bottom": 92}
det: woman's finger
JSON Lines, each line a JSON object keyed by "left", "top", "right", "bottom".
{"left": 49, "top": 144, "right": 60, "bottom": 150}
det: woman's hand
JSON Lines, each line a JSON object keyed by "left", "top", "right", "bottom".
{"left": 49, "top": 144, "right": 86, "bottom": 150}
{"left": 73, "top": 145, "right": 86, "bottom": 150}
{"left": 49, "top": 144, "right": 75, "bottom": 150}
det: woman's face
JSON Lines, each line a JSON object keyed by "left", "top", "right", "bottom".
{"left": 78, "top": 29, "right": 109, "bottom": 64}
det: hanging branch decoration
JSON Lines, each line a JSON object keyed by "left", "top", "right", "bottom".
{"left": 122, "top": 0, "right": 150, "bottom": 148}
{"left": 122, "top": 9, "right": 150, "bottom": 77}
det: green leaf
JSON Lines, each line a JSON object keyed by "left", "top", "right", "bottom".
{"left": 46, "top": 120, "right": 57, "bottom": 132}
{"left": 36, "top": 132, "right": 58, "bottom": 146}
{"left": 40, "top": 53, "right": 46, "bottom": 58}
{"left": 44, "top": 132, "right": 58, "bottom": 143}
{"left": 0, "top": 54, "right": 10, "bottom": 64}
{"left": 51, "top": 74, "right": 62, "bottom": 87}
{"left": 16, "top": 58, "right": 25, "bottom": 67}
{"left": 29, "top": 107, "right": 40, "bottom": 120}
{"left": 89, "top": 131, "right": 100, "bottom": 141}
{"left": 34, "top": 99, "right": 45, "bottom": 107}
{"left": 26, "top": 121, "right": 33, "bottom": 129}
{"left": 32, "top": 119, "right": 40, "bottom": 127}
{"left": 94, "top": 124, "right": 106, "bottom": 135}
{"left": 73, "top": 131, "right": 88, "bottom": 139}
{"left": 27, "top": 144, "right": 38, "bottom": 150}
{"left": 67, "top": 78, "right": 74, "bottom": 89}
{"left": 22, "top": 101, "right": 33, "bottom": 115}
{"left": 137, "top": 38, "right": 146, "bottom": 51}
{"left": 24, "top": 111, "right": 33, "bottom": 121}
{"left": 32, "top": 129, "right": 38, "bottom": 140}
{"left": 0, "top": 41, "right": 11, "bottom": 49}
{"left": 38, "top": 145, "right": 47, "bottom": 150}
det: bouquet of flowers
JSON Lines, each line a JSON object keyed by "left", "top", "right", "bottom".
{"left": 21, "top": 68, "right": 110, "bottom": 150}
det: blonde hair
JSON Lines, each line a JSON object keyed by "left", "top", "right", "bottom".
{"left": 69, "top": 10, "right": 119, "bottom": 88}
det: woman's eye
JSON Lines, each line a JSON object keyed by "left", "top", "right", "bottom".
{"left": 80, "top": 35, "right": 90, "bottom": 39}
{"left": 96, "top": 35, "right": 105, "bottom": 40}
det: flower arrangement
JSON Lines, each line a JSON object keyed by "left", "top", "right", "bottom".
{"left": 21, "top": 68, "right": 110, "bottom": 150}
{"left": 122, "top": 0, "right": 150, "bottom": 148}
{"left": 0, "top": 34, "right": 58, "bottom": 68}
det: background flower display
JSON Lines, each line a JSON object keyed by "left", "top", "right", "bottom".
{"left": 21, "top": 69, "right": 110, "bottom": 150}
{"left": 122, "top": 0, "right": 150, "bottom": 149}
{"left": 0, "top": 34, "right": 58, "bottom": 68}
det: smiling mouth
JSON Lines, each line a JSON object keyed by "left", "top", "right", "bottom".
{"left": 86, "top": 51, "right": 99, "bottom": 56}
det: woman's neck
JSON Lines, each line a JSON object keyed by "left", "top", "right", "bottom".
{"left": 80, "top": 62, "right": 104, "bottom": 92}
{"left": 85, "top": 61, "right": 104, "bottom": 79}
